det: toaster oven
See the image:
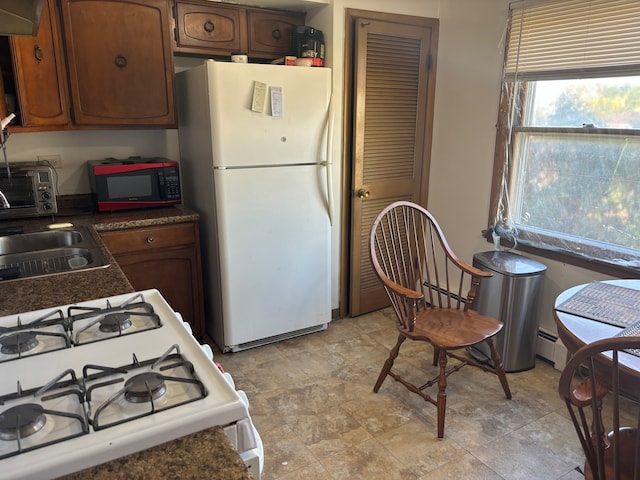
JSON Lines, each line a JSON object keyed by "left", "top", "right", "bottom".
{"left": 0, "top": 163, "right": 58, "bottom": 219}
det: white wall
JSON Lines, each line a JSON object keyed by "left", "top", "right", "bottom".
{"left": 319, "top": 0, "right": 614, "bottom": 342}
{"left": 2, "top": 0, "right": 615, "bottom": 342}
{"left": 2, "top": 130, "right": 180, "bottom": 195}
{"left": 423, "top": 0, "right": 613, "bottom": 338}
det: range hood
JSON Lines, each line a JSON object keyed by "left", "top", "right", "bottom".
{"left": 0, "top": 0, "right": 44, "bottom": 36}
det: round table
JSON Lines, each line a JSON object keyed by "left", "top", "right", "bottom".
{"left": 553, "top": 279, "right": 640, "bottom": 396}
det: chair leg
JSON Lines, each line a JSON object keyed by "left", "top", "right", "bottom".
{"left": 436, "top": 348, "right": 448, "bottom": 439}
{"left": 374, "top": 334, "right": 406, "bottom": 393}
{"left": 486, "top": 338, "right": 512, "bottom": 399}
{"left": 432, "top": 346, "right": 440, "bottom": 366}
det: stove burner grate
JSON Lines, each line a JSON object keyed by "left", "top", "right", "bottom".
{"left": 0, "top": 404, "right": 47, "bottom": 441}
{"left": 0, "top": 332, "right": 39, "bottom": 355}
{"left": 0, "top": 309, "right": 69, "bottom": 363}
{"left": 0, "top": 330, "right": 71, "bottom": 362}
{"left": 84, "top": 345, "right": 207, "bottom": 431}
{"left": 124, "top": 372, "right": 167, "bottom": 403}
{"left": 68, "top": 293, "right": 161, "bottom": 345}
{"left": 99, "top": 312, "right": 133, "bottom": 333}
{"left": 0, "top": 370, "right": 89, "bottom": 460}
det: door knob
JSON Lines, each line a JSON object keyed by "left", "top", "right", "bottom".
{"left": 357, "top": 189, "right": 370, "bottom": 198}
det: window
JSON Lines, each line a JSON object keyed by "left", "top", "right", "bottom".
{"left": 490, "top": 0, "right": 640, "bottom": 272}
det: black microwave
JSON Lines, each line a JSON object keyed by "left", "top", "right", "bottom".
{"left": 87, "top": 157, "right": 182, "bottom": 212}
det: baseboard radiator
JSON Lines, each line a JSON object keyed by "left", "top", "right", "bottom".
{"left": 536, "top": 329, "right": 569, "bottom": 371}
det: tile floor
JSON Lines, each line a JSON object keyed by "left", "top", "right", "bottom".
{"left": 209, "top": 308, "right": 587, "bottom": 480}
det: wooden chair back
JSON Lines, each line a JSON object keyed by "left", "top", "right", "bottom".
{"left": 558, "top": 336, "right": 640, "bottom": 480}
{"left": 369, "top": 200, "right": 491, "bottom": 331}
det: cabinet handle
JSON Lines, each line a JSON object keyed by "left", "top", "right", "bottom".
{"left": 114, "top": 54, "right": 128, "bottom": 69}
{"left": 146, "top": 236, "right": 155, "bottom": 244}
{"left": 34, "top": 45, "right": 44, "bottom": 63}
{"left": 357, "top": 189, "right": 370, "bottom": 199}
{"left": 203, "top": 19, "right": 215, "bottom": 33}
{"left": 271, "top": 28, "right": 282, "bottom": 40}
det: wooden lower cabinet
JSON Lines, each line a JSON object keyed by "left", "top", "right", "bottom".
{"left": 99, "top": 221, "right": 205, "bottom": 338}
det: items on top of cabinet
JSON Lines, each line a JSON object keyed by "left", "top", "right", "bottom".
{"left": 289, "top": 25, "right": 324, "bottom": 65}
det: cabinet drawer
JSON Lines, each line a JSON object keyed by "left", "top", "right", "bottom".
{"left": 100, "top": 223, "right": 196, "bottom": 254}
{"left": 174, "top": 1, "right": 245, "bottom": 54}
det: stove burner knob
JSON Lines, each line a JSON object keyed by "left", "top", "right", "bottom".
{"left": 200, "top": 343, "right": 213, "bottom": 360}
{"left": 222, "top": 372, "right": 235, "bottom": 389}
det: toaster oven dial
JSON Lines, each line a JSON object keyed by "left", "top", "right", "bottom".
{"left": 41, "top": 191, "right": 52, "bottom": 200}
{"left": 43, "top": 202, "right": 54, "bottom": 211}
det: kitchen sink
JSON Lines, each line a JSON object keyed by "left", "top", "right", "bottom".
{"left": 0, "top": 229, "right": 84, "bottom": 255}
{"left": 0, "top": 226, "right": 110, "bottom": 280}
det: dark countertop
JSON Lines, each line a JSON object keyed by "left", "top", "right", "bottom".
{"left": 0, "top": 205, "right": 200, "bottom": 315}
{"left": 0, "top": 205, "right": 252, "bottom": 480}
{"left": 58, "top": 426, "right": 253, "bottom": 480}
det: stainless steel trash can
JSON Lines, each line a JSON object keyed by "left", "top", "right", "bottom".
{"left": 470, "top": 251, "right": 546, "bottom": 372}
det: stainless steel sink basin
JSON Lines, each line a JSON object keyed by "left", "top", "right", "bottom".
{"left": 0, "top": 226, "right": 110, "bottom": 280}
{"left": 0, "top": 229, "right": 84, "bottom": 255}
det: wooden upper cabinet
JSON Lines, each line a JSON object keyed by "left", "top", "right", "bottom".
{"left": 59, "top": 0, "right": 176, "bottom": 127}
{"left": 173, "top": 1, "right": 245, "bottom": 55}
{"left": 8, "top": 0, "right": 70, "bottom": 128}
{"left": 172, "top": 1, "right": 305, "bottom": 60}
{"left": 246, "top": 9, "right": 304, "bottom": 58}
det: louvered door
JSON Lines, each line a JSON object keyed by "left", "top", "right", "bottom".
{"left": 349, "top": 16, "right": 437, "bottom": 316}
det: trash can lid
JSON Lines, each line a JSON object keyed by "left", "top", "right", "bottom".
{"left": 473, "top": 250, "right": 547, "bottom": 276}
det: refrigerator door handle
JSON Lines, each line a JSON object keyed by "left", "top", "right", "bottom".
{"left": 322, "top": 92, "right": 335, "bottom": 226}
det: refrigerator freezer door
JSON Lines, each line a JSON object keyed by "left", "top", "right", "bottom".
{"left": 206, "top": 60, "right": 331, "bottom": 168}
{"left": 214, "top": 164, "right": 330, "bottom": 349}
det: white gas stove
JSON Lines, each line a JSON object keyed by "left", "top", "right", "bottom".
{"left": 0, "top": 290, "right": 262, "bottom": 479}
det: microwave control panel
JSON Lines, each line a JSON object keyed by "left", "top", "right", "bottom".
{"left": 158, "top": 167, "right": 181, "bottom": 200}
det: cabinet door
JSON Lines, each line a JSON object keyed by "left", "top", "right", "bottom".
{"left": 174, "top": 1, "right": 246, "bottom": 56}
{"left": 114, "top": 247, "right": 204, "bottom": 338}
{"left": 9, "top": 0, "right": 70, "bottom": 128}
{"left": 59, "top": 0, "right": 176, "bottom": 127}
{"left": 246, "top": 9, "right": 305, "bottom": 58}
{"left": 100, "top": 222, "right": 205, "bottom": 338}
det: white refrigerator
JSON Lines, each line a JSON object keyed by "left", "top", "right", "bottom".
{"left": 176, "top": 60, "right": 332, "bottom": 352}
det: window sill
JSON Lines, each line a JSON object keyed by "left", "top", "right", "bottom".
{"left": 489, "top": 237, "right": 640, "bottom": 279}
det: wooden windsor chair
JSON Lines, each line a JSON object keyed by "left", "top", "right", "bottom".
{"left": 369, "top": 201, "right": 512, "bottom": 439}
{"left": 558, "top": 335, "right": 640, "bottom": 480}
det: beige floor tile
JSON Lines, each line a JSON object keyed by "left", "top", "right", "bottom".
{"left": 320, "top": 437, "right": 420, "bottom": 480}
{"left": 209, "top": 308, "right": 590, "bottom": 480}
{"left": 469, "top": 411, "right": 584, "bottom": 480}
{"left": 420, "top": 453, "right": 505, "bottom": 480}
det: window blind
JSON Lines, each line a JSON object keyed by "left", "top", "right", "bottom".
{"left": 505, "top": 0, "right": 640, "bottom": 81}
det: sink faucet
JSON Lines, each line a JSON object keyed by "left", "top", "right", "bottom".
{"left": 0, "top": 189, "right": 9, "bottom": 208}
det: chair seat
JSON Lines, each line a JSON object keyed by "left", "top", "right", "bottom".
{"left": 407, "top": 309, "right": 504, "bottom": 349}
